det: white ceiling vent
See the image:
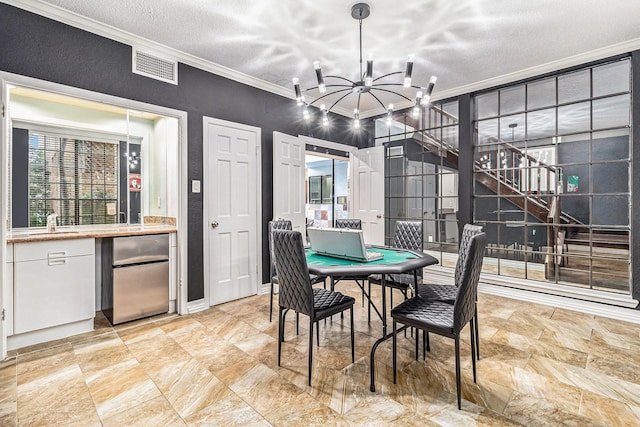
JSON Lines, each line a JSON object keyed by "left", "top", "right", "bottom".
{"left": 132, "top": 47, "right": 178, "bottom": 85}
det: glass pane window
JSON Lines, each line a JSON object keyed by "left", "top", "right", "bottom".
{"left": 28, "top": 132, "right": 118, "bottom": 227}
{"left": 527, "top": 77, "right": 556, "bottom": 109}
{"left": 472, "top": 58, "right": 631, "bottom": 295}
{"left": 558, "top": 69, "right": 590, "bottom": 103}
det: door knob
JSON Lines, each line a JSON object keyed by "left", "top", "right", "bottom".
{"left": 376, "top": 214, "right": 383, "bottom": 219}
{"left": 211, "top": 221, "right": 219, "bottom": 229}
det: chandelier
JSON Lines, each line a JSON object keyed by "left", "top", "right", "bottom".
{"left": 293, "top": 2, "right": 437, "bottom": 129}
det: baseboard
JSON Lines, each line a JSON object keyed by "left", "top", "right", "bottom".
{"left": 187, "top": 298, "right": 207, "bottom": 314}
{"left": 8, "top": 318, "right": 94, "bottom": 352}
{"left": 424, "top": 266, "right": 640, "bottom": 324}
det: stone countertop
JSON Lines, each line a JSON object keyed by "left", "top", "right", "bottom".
{"left": 7, "top": 224, "right": 177, "bottom": 243}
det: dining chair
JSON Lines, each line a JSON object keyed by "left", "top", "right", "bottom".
{"left": 334, "top": 218, "right": 362, "bottom": 230}
{"left": 368, "top": 221, "right": 423, "bottom": 320}
{"left": 334, "top": 218, "right": 368, "bottom": 307}
{"left": 391, "top": 231, "right": 486, "bottom": 409}
{"left": 416, "top": 224, "right": 484, "bottom": 358}
{"left": 268, "top": 220, "right": 325, "bottom": 323}
{"left": 273, "top": 229, "right": 355, "bottom": 386}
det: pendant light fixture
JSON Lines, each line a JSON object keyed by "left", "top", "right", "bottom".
{"left": 292, "top": 3, "right": 437, "bottom": 129}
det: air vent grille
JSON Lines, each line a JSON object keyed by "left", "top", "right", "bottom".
{"left": 132, "top": 48, "right": 178, "bottom": 85}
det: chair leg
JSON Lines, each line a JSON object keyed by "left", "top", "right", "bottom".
{"left": 367, "top": 281, "right": 371, "bottom": 324}
{"left": 308, "top": 319, "right": 314, "bottom": 387}
{"left": 415, "top": 329, "right": 419, "bottom": 361}
{"left": 350, "top": 307, "right": 355, "bottom": 363}
{"left": 316, "top": 321, "right": 320, "bottom": 347}
{"left": 470, "top": 321, "right": 477, "bottom": 383}
{"left": 392, "top": 320, "right": 397, "bottom": 384}
{"left": 277, "top": 307, "right": 285, "bottom": 366}
{"left": 296, "top": 312, "right": 299, "bottom": 335}
{"left": 269, "top": 280, "right": 274, "bottom": 322}
{"left": 474, "top": 303, "right": 480, "bottom": 360}
{"left": 455, "top": 336, "right": 461, "bottom": 410}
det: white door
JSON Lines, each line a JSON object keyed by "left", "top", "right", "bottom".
{"left": 272, "top": 132, "right": 305, "bottom": 233}
{"left": 350, "top": 145, "right": 385, "bottom": 245}
{"left": 204, "top": 118, "right": 260, "bottom": 306}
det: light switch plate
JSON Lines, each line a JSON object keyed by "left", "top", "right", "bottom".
{"left": 192, "top": 180, "right": 201, "bottom": 193}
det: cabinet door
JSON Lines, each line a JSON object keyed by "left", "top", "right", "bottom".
{"left": 14, "top": 255, "right": 95, "bottom": 334}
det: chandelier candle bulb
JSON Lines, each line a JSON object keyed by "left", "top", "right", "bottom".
{"left": 365, "top": 53, "right": 374, "bottom": 87}
{"left": 404, "top": 54, "right": 415, "bottom": 87}
{"left": 303, "top": 105, "right": 310, "bottom": 120}
{"left": 421, "top": 76, "right": 438, "bottom": 106}
{"left": 386, "top": 103, "right": 394, "bottom": 126}
{"left": 321, "top": 103, "right": 329, "bottom": 126}
{"left": 313, "top": 61, "right": 326, "bottom": 93}
{"left": 353, "top": 108, "right": 360, "bottom": 129}
{"left": 293, "top": 78, "right": 303, "bottom": 105}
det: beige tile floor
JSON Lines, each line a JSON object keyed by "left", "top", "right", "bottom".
{"left": 1, "top": 277, "right": 639, "bottom": 426}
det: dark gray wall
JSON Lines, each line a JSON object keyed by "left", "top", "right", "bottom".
{"left": 0, "top": 4, "right": 369, "bottom": 301}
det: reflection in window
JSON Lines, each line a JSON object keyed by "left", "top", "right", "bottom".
{"left": 376, "top": 100, "right": 460, "bottom": 264}
{"left": 473, "top": 57, "right": 631, "bottom": 295}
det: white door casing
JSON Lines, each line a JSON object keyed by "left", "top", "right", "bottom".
{"left": 204, "top": 118, "right": 260, "bottom": 306}
{"left": 272, "top": 132, "right": 305, "bottom": 233}
{"left": 0, "top": 79, "right": 7, "bottom": 359}
{"left": 350, "top": 145, "right": 385, "bottom": 245}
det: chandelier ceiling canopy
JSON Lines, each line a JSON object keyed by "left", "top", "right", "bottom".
{"left": 293, "top": 2, "right": 437, "bottom": 129}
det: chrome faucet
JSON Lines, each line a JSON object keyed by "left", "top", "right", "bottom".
{"left": 46, "top": 213, "right": 58, "bottom": 232}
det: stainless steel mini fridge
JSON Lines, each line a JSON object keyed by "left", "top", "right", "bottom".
{"left": 102, "top": 234, "right": 169, "bottom": 325}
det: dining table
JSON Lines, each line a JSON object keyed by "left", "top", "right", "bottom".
{"left": 305, "top": 245, "right": 438, "bottom": 391}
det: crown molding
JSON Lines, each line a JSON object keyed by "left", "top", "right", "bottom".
{"left": 361, "top": 37, "right": 640, "bottom": 119}
{"left": 6, "top": 1, "right": 640, "bottom": 120}
{"left": 2, "top": 0, "right": 294, "bottom": 100}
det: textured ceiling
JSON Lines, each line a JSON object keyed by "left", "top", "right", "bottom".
{"left": 29, "top": 1, "right": 640, "bottom": 116}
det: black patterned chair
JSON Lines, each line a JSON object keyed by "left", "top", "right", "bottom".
{"left": 417, "top": 224, "right": 484, "bottom": 358}
{"left": 273, "top": 230, "right": 355, "bottom": 386}
{"left": 268, "top": 220, "right": 325, "bottom": 323}
{"left": 335, "top": 218, "right": 362, "bottom": 230}
{"left": 334, "top": 218, "right": 368, "bottom": 306}
{"left": 368, "top": 221, "right": 423, "bottom": 319}
{"left": 391, "top": 231, "right": 486, "bottom": 409}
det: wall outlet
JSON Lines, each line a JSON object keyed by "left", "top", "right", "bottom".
{"left": 428, "top": 235, "right": 433, "bottom": 242}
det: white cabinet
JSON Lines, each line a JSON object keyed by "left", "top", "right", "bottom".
{"left": 13, "top": 239, "right": 95, "bottom": 335}
{"left": 4, "top": 244, "right": 13, "bottom": 336}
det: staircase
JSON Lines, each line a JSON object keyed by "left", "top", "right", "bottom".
{"left": 408, "top": 106, "right": 630, "bottom": 282}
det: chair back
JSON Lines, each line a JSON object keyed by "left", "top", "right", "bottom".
{"left": 453, "top": 232, "right": 487, "bottom": 333}
{"left": 335, "top": 219, "right": 362, "bottom": 230}
{"left": 454, "top": 224, "right": 484, "bottom": 284}
{"left": 393, "top": 221, "right": 423, "bottom": 251}
{"left": 269, "top": 220, "right": 292, "bottom": 279}
{"left": 272, "top": 230, "right": 314, "bottom": 317}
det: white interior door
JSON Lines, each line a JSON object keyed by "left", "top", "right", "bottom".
{"left": 350, "top": 145, "right": 385, "bottom": 245}
{"left": 272, "top": 132, "right": 305, "bottom": 233}
{"left": 205, "top": 118, "right": 259, "bottom": 306}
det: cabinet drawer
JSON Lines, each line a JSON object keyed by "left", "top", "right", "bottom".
{"left": 14, "top": 238, "right": 94, "bottom": 262}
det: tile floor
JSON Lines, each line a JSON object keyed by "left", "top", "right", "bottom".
{"left": 1, "top": 276, "right": 639, "bottom": 426}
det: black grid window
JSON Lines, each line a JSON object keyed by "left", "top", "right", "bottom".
{"left": 376, "top": 100, "right": 460, "bottom": 266}
{"left": 473, "top": 58, "right": 632, "bottom": 294}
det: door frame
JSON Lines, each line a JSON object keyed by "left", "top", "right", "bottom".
{"left": 0, "top": 71, "right": 190, "bottom": 359}
{"left": 0, "top": 77, "right": 7, "bottom": 359}
{"left": 202, "top": 117, "right": 262, "bottom": 308}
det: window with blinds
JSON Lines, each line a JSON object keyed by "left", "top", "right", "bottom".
{"left": 28, "top": 131, "right": 119, "bottom": 226}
